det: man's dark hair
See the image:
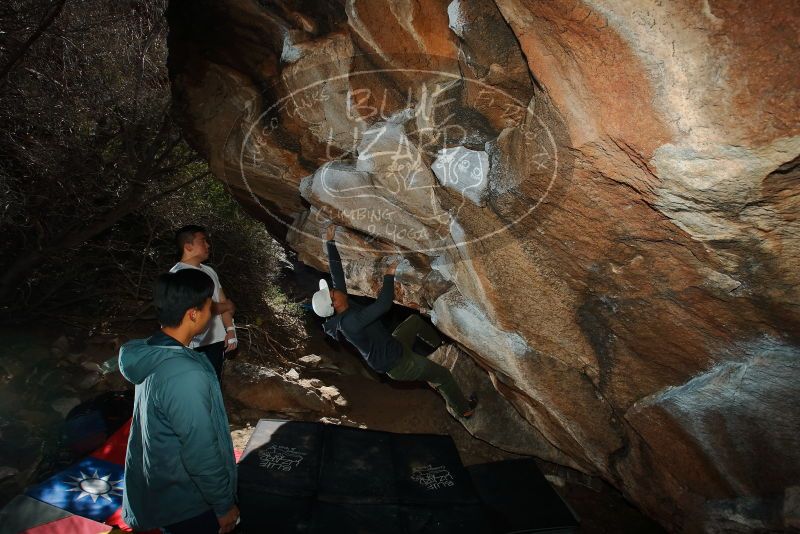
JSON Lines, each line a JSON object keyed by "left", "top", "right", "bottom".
{"left": 154, "top": 269, "right": 214, "bottom": 327}
{"left": 175, "top": 224, "right": 207, "bottom": 258}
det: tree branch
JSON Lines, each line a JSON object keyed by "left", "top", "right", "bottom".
{"left": 0, "top": 0, "right": 67, "bottom": 84}
{"left": 142, "top": 170, "right": 210, "bottom": 205}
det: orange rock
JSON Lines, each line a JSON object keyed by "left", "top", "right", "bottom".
{"left": 168, "top": 0, "right": 800, "bottom": 530}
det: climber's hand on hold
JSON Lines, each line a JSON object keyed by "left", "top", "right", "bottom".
{"left": 385, "top": 257, "right": 400, "bottom": 276}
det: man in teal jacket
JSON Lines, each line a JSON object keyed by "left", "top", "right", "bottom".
{"left": 119, "top": 269, "right": 239, "bottom": 533}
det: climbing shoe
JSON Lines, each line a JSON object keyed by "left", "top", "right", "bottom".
{"left": 462, "top": 393, "right": 478, "bottom": 419}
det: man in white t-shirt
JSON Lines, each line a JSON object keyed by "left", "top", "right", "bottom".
{"left": 169, "top": 225, "right": 237, "bottom": 380}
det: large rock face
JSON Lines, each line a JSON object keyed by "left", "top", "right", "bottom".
{"left": 167, "top": 1, "right": 800, "bottom": 531}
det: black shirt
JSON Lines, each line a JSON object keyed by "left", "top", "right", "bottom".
{"left": 322, "top": 240, "right": 403, "bottom": 373}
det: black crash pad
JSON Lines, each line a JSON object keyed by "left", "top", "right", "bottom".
{"left": 318, "top": 424, "right": 397, "bottom": 503}
{"left": 237, "top": 419, "right": 577, "bottom": 533}
{"left": 468, "top": 459, "right": 579, "bottom": 533}
{"left": 238, "top": 419, "right": 322, "bottom": 497}
{"left": 311, "top": 503, "right": 493, "bottom": 534}
{"left": 392, "top": 432, "right": 478, "bottom": 505}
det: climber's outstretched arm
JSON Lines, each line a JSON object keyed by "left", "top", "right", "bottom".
{"left": 325, "top": 226, "right": 347, "bottom": 293}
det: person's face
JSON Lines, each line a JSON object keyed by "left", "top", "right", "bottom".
{"left": 187, "top": 297, "right": 213, "bottom": 336}
{"left": 186, "top": 232, "right": 210, "bottom": 261}
{"left": 330, "top": 289, "right": 348, "bottom": 310}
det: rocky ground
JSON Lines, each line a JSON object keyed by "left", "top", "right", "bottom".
{"left": 0, "top": 316, "right": 663, "bottom": 533}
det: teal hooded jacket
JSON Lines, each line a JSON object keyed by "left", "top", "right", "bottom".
{"left": 118, "top": 333, "right": 237, "bottom": 529}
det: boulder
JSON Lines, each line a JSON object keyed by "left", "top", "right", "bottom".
{"left": 167, "top": 0, "right": 800, "bottom": 530}
{"left": 224, "top": 362, "right": 338, "bottom": 416}
{"left": 430, "top": 344, "right": 577, "bottom": 467}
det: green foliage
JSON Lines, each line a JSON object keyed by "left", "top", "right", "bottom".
{"left": 263, "top": 284, "right": 303, "bottom": 318}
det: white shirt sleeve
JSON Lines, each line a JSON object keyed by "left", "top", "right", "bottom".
{"left": 199, "top": 265, "right": 222, "bottom": 302}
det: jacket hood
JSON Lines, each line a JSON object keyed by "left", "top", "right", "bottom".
{"left": 118, "top": 338, "right": 192, "bottom": 385}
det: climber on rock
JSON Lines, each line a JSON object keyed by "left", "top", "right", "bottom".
{"left": 312, "top": 225, "right": 477, "bottom": 418}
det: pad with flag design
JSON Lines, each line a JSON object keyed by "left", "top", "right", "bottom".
{"left": 24, "top": 457, "right": 125, "bottom": 523}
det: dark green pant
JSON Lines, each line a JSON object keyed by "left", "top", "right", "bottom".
{"left": 387, "top": 315, "right": 469, "bottom": 414}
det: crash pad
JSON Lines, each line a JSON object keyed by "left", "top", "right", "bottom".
{"left": 237, "top": 419, "right": 579, "bottom": 533}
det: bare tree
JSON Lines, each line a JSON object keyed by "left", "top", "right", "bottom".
{"left": 0, "top": 0, "right": 67, "bottom": 83}
{"left": 0, "top": 0, "right": 207, "bottom": 308}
